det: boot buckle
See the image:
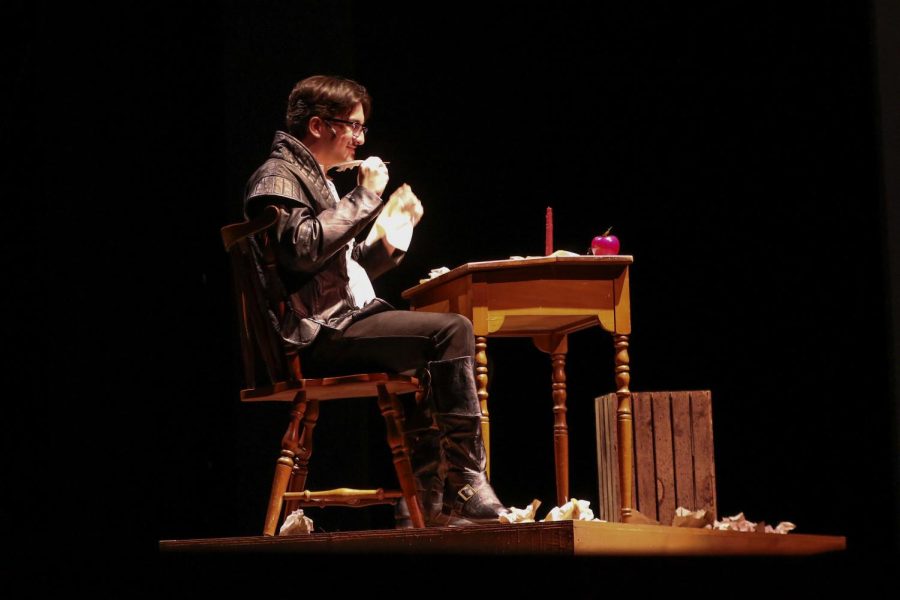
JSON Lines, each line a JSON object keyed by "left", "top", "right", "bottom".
{"left": 457, "top": 484, "right": 477, "bottom": 503}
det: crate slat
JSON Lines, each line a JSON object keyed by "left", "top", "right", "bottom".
{"left": 595, "top": 390, "right": 717, "bottom": 525}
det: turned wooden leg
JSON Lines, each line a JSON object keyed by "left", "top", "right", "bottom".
{"left": 613, "top": 334, "right": 635, "bottom": 522}
{"left": 551, "top": 352, "right": 569, "bottom": 507}
{"left": 475, "top": 335, "right": 491, "bottom": 479}
{"left": 282, "top": 398, "right": 319, "bottom": 520}
{"left": 533, "top": 334, "right": 570, "bottom": 507}
{"left": 265, "top": 455, "right": 295, "bottom": 537}
{"left": 265, "top": 393, "right": 311, "bottom": 536}
{"left": 377, "top": 384, "right": 425, "bottom": 528}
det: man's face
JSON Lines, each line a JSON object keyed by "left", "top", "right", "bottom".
{"left": 314, "top": 101, "right": 366, "bottom": 168}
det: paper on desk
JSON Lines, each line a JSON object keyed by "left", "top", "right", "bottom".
{"left": 420, "top": 250, "right": 583, "bottom": 283}
{"left": 419, "top": 266, "right": 450, "bottom": 284}
{"left": 279, "top": 509, "right": 314, "bottom": 535}
{"left": 509, "top": 249, "right": 582, "bottom": 260}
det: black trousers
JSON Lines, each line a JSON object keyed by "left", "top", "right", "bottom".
{"left": 301, "top": 310, "right": 475, "bottom": 379}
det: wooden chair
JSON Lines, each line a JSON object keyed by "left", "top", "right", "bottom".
{"left": 221, "top": 205, "right": 425, "bottom": 535}
{"left": 595, "top": 390, "right": 717, "bottom": 525}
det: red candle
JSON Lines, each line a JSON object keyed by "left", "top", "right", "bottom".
{"left": 545, "top": 206, "right": 553, "bottom": 255}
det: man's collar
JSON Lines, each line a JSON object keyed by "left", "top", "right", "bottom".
{"left": 271, "top": 130, "right": 333, "bottom": 201}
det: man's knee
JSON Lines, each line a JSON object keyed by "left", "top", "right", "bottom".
{"left": 447, "top": 312, "right": 473, "bottom": 336}
{"left": 439, "top": 313, "right": 475, "bottom": 358}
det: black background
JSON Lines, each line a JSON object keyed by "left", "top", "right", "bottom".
{"left": 6, "top": 0, "right": 897, "bottom": 591}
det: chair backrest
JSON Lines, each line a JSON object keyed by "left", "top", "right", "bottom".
{"left": 221, "top": 205, "right": 302, "bottom": 390}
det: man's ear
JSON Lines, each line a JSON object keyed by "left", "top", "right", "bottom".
{"left": 307, "top": 116, "right": 324, "bottom": 140}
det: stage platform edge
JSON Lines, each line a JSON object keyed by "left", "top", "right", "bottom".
{"left": 159, "top": 520, "right": 846, "bottom": 556}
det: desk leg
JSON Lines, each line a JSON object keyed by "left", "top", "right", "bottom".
{"left": 613, "top": 333, "right": 635, "bottom": 522}
{"left": 475, "top": 335, "right": 491, "bottom": 480}
{"left": 551, "top": 351, "right": 569, "bottom": 507}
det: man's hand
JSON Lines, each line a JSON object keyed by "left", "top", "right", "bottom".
{"left": 358, "top": 156, "right": 389, "bottom": 197}
{"left": 365, "top": 183, "right": 423, "bottom": 253}
{"left": 384, "top": 183, "right": 424, "bottom": 226}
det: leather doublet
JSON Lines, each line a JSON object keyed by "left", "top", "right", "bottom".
{"left": 243, "top": 131, "right": 400, "bottom": 350}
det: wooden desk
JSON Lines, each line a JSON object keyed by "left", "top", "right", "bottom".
{"left": 402, "top": 255, "right": 639, "bottom": 520}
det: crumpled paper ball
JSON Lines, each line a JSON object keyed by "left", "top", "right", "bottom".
{"left": 541, "top": 498, "right": 599, "bottom": 522}
{"left": 499, "top": 499, "right": 542, "bottom": 524}
{"left": 709, "top": 512, "right": 796, "bottom": 534}
{"left": 420, "top": 266, "right": 450, "bottom": 284}
{"left": 672, "top": 506, "right": 716, "bottom": 528}
{"left": 764, "top": 522, "right": 796, "bottom": 534}
{"left": 279, "top": 509, "right": 314, "bottom": 536}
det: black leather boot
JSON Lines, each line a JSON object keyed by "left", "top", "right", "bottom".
{"left": 428, "top": 356, "right": 509, "bottom": 525}
{"left": 394, "top": 392, "right": 444, "bottom": 528}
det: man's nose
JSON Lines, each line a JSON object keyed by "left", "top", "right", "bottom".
{"left": 354, "top": 130, "right": 365, "bottom": 145}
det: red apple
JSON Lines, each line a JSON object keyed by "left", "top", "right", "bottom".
{"left": 591, "top": 227, "right": 620, "bottom": 255}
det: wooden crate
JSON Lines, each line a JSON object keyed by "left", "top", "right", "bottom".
{"left": 595, "top": 390, "right": 717, "bottom": 525}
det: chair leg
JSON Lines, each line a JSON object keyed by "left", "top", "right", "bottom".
{"left": 264, "top": 392, "right": 309, "bottom": 536}
{"left": 265, "top": 453, "right": 295, "bottom": 536}
{"left": 377, "top": 384, "right": 426, "bottom": 528}
{"left": 284, "top": 400, "right": 319, "bottom": 517}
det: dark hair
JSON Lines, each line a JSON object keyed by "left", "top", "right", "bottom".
{"left": 285, "top": 75, "right": 372, "bottom": 139}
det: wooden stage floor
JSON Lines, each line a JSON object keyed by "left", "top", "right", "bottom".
{"left": 154, "top": 522, "right": 878, "bottom": 595}
{"left": 159, "top": 520, "right": 845, "bottom": 557}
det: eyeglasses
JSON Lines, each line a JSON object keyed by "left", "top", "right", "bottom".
{"left": 325, "top": 118, "right": 368, "bottom": 139}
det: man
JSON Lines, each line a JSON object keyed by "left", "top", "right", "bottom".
{"left": 243, "top": 74, "right": 508, "bottom": 526}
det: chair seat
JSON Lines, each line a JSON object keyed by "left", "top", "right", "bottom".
{"left": 240, "top": 373, "right": 420, "bottom": 402}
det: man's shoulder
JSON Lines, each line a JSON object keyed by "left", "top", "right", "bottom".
{"left": 247, "top": 168, "right": 303, "bottom": 198}
{"left": 245, "top": 157, "right": 309, "bottom": 206}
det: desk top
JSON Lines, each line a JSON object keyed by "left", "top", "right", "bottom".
{"left": 402, "top": 255, "right": 634, "bottom": 299}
